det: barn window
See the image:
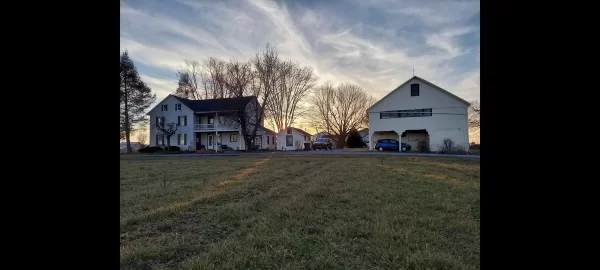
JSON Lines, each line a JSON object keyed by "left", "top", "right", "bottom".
{"left": 411, "top": 84, "right": 419, "bottom": 96}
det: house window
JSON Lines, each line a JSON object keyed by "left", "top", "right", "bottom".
{"left": 175, "top": 103, "right": 182, "bottom": 111}
{"left": 411, "top": 84, "right": 419, "bottom": 96}
{"left": 178, "top": 116, "right": 187, "bottom": 126}
{"left": 380, "top": 108, "right": 432, "bottom": 119}
{"left": 230, "top": 134, "right": 238, "bottom": 142}
{"left": 162, "top": 104, "right": 168, "bottom": 111}
{"left": 255, "top": 136, "right": 262, "bottom": 147}
{"left": 287, "top": 128, "right": 292, "bottom": 134}
{"left": 178, "top": 134, "right": 187, "bottom": 145}
{"left": 267, "top": 136, "right": 269, "bottom": 144}
{"left": 273, "top": 136, "right": 275, "bottom": 144}
{"left": 208, "top": 116, "right": 214, "bottom": 124}
{"left": 156, "top": 134, "right": 164, "bottom": 145}
{"left": 286, "top": 135, "right": 293, "bottom": 146}
{"left": 156, "top": 116, "right": 166, "bottom": 126}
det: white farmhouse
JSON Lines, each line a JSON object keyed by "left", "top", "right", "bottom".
{"left": 147, "top": 95, "right": 277, "bottom": 151}
{"left": 277, "top": 127, "right": 312, "bottom": 151}
{"left": 368, "top": 76, "right": 470, "bottom": 152}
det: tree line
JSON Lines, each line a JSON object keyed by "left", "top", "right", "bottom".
{"left": 173, "top": 43, "right": 374, "bottom": 149}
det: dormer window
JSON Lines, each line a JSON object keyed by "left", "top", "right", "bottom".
{"left": 411, "top": 84, "right": 420, "bottom": 96}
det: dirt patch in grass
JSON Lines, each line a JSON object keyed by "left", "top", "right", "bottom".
{"left": 120, "top": 155, "right": 480, "bottom": 269}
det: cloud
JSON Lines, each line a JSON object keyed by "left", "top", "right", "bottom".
{"left": 120, "top": 0, "right": 480, "bottom": 111}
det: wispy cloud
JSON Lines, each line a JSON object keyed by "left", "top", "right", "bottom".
{"left": 120, "top": 0, "right": 480, "bottom": 111}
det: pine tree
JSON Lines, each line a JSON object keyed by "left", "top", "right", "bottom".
{"left": 120, "top": 51, "right": 156, "bottom": 153}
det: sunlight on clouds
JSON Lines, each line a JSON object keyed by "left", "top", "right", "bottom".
{"left": 120, "top": 0, "right": 480, "bottom": 112}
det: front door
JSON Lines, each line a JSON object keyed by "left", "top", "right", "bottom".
{"left": 208, "top": 135, "right": 214, "bottom": 149}
{"left": 196, "top": 134, "right": 201, "bottom": 150}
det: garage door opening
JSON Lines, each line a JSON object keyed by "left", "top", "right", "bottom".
{"left": 400, "top": 129, "right": 430, "bottom": 152}
{"left": 371, "top": 131, "right": 399, "bottom": 151}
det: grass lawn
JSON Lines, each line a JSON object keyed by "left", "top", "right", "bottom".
{"left": 120, "top": 155, "right": 480, "bottom": 269}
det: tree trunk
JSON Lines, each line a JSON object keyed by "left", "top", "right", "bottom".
{"left": 124, "top": 82, "right": 133, "bottom": 154}
{"left": 246, "top": 137, "right": 253, "bottom": 152}
{"left": 166, "top": 135, "right": 171, "bottom": 152}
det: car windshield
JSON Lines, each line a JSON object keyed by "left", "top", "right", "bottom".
{"left": 316, "top": 138, "right": 328, "bottom": 143}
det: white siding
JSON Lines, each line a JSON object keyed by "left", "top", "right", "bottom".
{"left": 368, "top": 78, "right": 469, "bottom": 151}
{"left": 148, "top": 96, "right": 195, "bottom": 149}
{"left": 277, "top": 129, "right": 311, "bottom": 151}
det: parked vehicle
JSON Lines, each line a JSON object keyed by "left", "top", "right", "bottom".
{"left": 312, "top": 138, "right": 332, "bottom": 150}
{"left": 375, "top": 139, "right": 411, "bottom": 152}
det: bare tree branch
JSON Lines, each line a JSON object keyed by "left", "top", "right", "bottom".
{"left": 155, "top": 121, "right": 179, "bottom": 151}
{"left": 136, "top": 132, "right": 147, "bottom": 148}
{"left": 265, "top": 60, "right": 317, "bottom": 132}
{"left": 307, "top": 82, "right": 374, "bottom": 148}
{"left": 174, "top": 60, "right": 202, "bottom": 100}
{"left": 468, "top": 100, "right": 480, "bottom": 133}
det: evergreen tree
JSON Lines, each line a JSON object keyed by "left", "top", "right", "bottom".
{"left": 346, "top": 129, "right": 366, "bottom": 148}
{"left": 120, "top": 51, "right": 156, "bottom": 153}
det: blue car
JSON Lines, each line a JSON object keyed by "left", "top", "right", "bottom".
{"left": 375, "top": 139, "right": 411, "bottom": 152}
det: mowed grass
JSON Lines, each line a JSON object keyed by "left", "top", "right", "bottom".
{"left": 120, "top": 155, "right": 480, "bottom": 269}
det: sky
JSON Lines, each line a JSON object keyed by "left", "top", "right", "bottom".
{"left": 120, "top": 0, "right": 480, "bottom": 139}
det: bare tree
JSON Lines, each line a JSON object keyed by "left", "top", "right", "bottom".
{"left": 136, "top": 132, "right": 147, "bottom": 148}
{"left": 239, "top": 44, "right": 284, "bottom": 150}
{"left": 265, "top": 60, "right": 318, "bottom": 132}
{"left": 175, "top": 58, "right": 229, "bottom": 100}
{"left": 308, "top": 83, "right": 374, "bottom": 148}
{"left": 155, "top": 122, "right": 179, "bottom": 151}
{"left": 202, "top": 57, "right": 228, "bottom": 99}
{"left": 468, "top": 100, "right": 480, "bottom": 133}
{"left": 174, "top": 60, "right": 202, "bottom": 100}
{"left": 308, "top": 81, "right": 336, "bottom": 135}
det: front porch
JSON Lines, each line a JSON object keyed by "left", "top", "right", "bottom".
{"left": 194, "top": 130, "right": 276, "bottom": 152}
{"left": 194, "top": 112, "right": 240, "bottom": 132}
{"left": 195, "top": 131, "right": 244, "bottom": 152}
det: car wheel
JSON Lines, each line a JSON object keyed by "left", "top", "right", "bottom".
{"left": 401, "top": 146, "right": 407, "bottom": 152}
{"left": 378, "top": 147, "right": 383, "bottom": 151}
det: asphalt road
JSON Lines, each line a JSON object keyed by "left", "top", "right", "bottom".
{"left": 121, "top": 150, "right": 480, "bottom": 159}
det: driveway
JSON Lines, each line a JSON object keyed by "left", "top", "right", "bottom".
{"left": 121, "top": 150, "right": 479, "bottom": 159}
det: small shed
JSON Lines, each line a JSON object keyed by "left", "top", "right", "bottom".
{"left": 277, "top": 127, "right": 312, "bottom": 151}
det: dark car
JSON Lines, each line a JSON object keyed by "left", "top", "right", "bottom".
{"left": 375, "top": 139, "right": 411, "bottom": 152}
{"left": 312, "top": 138, "right": 332, "bottom": 150}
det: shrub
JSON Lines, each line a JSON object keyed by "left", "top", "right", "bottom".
{"left": 138, "top": 146, "right": 163, "bottom": 153}
{"left": 417, "top": 141, "right": 430, "bottom": 153}
{"left": 346, "top": 130, "right": 366, "bottom": 148}
{"left": 164, "top": 146, "right": 180, "bottom": 151}
{"left": 437, "top": 138, "right": 468, "bottom": 154}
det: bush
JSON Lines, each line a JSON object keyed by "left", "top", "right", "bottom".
{"left": 164, "top": 146, "right": 180, "bottom": 151}
{"left": 437, "top": 138, "right": 468, "bottom": 154}
{"left": 138, "top": 146, "right": 163, "bottom": 153}
{"left": 346, "top": 130, "right": 366, "bottom": 148}
{"left": 417, "top": 141, "right": 430, "bottom": 153}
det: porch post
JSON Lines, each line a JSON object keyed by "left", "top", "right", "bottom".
{"left": 215, "top": 112, "right": 218, "bottom": 152}
{"left": 239, "top": 129, "right": 242, "bottom": 150}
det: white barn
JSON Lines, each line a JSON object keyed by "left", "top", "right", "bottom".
{"left": 368, "top": 76, "right": 470, "bottom": 152}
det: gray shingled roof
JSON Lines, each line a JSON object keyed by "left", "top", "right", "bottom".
{"left": 171, "top": 95, "right": 256, "bottom": 112}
